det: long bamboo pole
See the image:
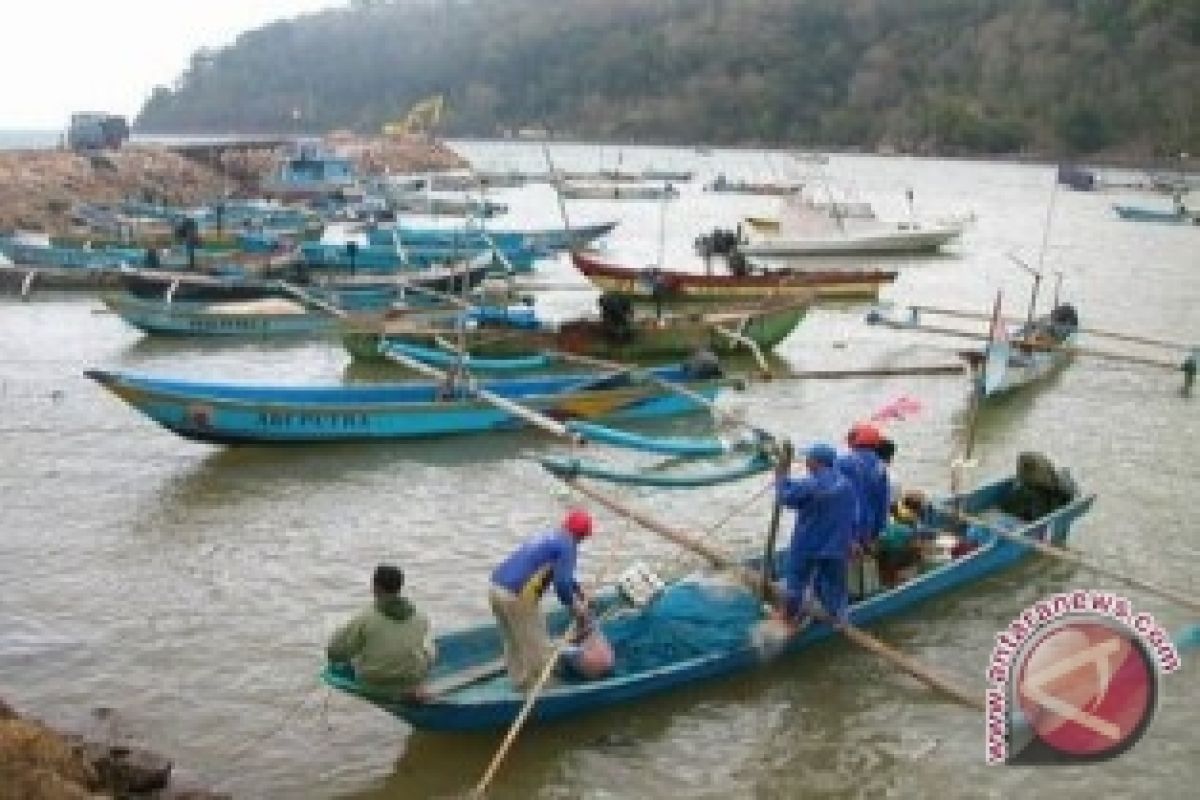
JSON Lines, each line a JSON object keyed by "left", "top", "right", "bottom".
{"left": 908, "top": 304, "right": 1195, "bottom": 352}
{"left": 379, "top": 345, "right": 578, "bottom": 441}
{"left": 870, "top": 315, "right": 1187, "bottom": 372}
{"left": 960, "top": 513, "right": 1199, "bottom": 613}
{"left": 562, "top": 475, "right": 986, "bottom": 712}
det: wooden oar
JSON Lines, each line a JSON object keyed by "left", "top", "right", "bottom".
{"left": 562, "top": 475, "right": 985, "bottom": 711}
{"left": 909, "top": 304, "right": 1195, "bottom": 352}
{"left": 760, "top": 442, "right": 792, "bottom": 594}
{"left": 379, "top": 345, "right": 579, "bottom": 442}
{"left": 473, "top": 640, "right": 566, "bottom": 797}
{"left": 959, "top": 512, "right": 1200, "bottom": 613}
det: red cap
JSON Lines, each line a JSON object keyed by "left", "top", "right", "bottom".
{"left": 564, "top": 508, "right": 594, "bottom": 538}
{"left": 847, "top": 422, "right": 882, "bottom": 448}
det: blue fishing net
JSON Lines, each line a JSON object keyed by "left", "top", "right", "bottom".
{"left": 596, "top": 577, "right": 766, "bottom": 677}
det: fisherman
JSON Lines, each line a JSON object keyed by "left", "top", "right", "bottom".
{"left": 489, "top": 509, "right": 595, "bottom": 692}
{"left": 326, "top": 564, "right": 436, "bottom": 701}
{"left": 837, "top": 422, "right": 891, "bottom": 552}
{"left": 773, "top": 443, "right": 857, "bottom": 628}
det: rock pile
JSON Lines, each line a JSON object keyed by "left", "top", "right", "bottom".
{"left": 0, "top": 698, "right": 227, "bottom": 800}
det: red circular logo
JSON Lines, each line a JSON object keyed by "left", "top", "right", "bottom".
{"left": 1016, "top": 618, "right": 1156, "bottom": 760}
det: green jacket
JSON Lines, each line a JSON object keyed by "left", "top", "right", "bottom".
{"left": 327, "top": 595, "right": 434, "bottom": 696}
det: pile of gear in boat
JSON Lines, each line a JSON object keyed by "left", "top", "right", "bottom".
{"left": 324, "top": 437, "right": 1077, "bottom": 698}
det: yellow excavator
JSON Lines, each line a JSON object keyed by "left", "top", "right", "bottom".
{"left": 382, "top": 95, "right": 444, "bottom": 137}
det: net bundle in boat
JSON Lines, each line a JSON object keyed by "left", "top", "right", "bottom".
{"left": 593, "top": 576, "right": 764, "bottom": 677}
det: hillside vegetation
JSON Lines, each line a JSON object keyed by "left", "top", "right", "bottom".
{"left": 137, "top": 0, "right": 1200, "bottom": 157}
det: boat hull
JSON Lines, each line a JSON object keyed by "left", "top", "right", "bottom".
{"left": 85, "top": 367, "right": 719, "bottom": 444}
{"left": 342, "top": 302, "right": 808, "bottom": 363}
{"left": 740, "top": 227, "right": 960, "bottom": 257}
{"left": 1112, "top": 204, "right": 1196, "bottom": 224}
{"left": 571, "top": 251, "right": 895, "bottom": 302}
{"left": 323, "top": 479, "right": 1093, "bottom": 731}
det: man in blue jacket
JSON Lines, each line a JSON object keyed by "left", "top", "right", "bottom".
{"left": 775, "top": 443, "right": 857, "bottom": 627}
{"left": 489, "top": 509, "right": 594, "bottom": 691}
{"left": 837, "top": 422, "right": 891, "bottom": 551}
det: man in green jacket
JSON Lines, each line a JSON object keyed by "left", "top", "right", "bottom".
{"left": 327, "top": 564, "right": 435, "bottom": 701}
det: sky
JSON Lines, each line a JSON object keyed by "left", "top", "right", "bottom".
{"left": 0, "top": 0, "right": 340, "bottom": 129}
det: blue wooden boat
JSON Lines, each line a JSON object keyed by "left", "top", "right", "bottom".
{"left": 299, "top": 226, "right": 539, "bottom": 273}
{"left": 116, "top": 260, "right": 491, "bottom": 306}
{"left": 100, "top": 293, "right": 340, "bottom": 337}
{"left": 1113, "top": 203, "right": 1197, "bottom": 224}
{"left": 394, "top": 221, "right": 617, "bottom": 253}
{"left": 84, "top": 365, "right": 720, "bottom": 444}
{"left": 0, "top": 232, "right": 145, "bottom": 269}
{"left": 321, "top": 477, "right": 1093, "bottom": 731}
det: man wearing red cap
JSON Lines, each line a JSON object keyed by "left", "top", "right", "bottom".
{"left": 838, "top": 422, "right": 891, "bottom": 557}
{"left": 489, "top": 509, "right": 594, "bottom": 691}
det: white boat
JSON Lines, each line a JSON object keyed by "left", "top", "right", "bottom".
{"left": 740, "top": 200, "right": 962, "bottom": 257}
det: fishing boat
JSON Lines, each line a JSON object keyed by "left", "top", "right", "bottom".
{"left": 116, "top": 260, "right": 491, "bottom": 306}
{"left": 100, "top": 293, "right": 342, "bottom": 338}
{"left": 704, "top": 175, "right": 802, "bottom": 196}
{"left": 394, "top": 220, "right": 617, "bottom": 254}
{"left": 1112, "top": 203, "right": 1197, "bottom": 224}
{"left": 571, "top": 251, "right": 896, "bottom": 302}
{"left": 299, "top": 225, "right": 539, "bottom": 273}
{"left": 739, "top": 204, "right": 962, "bottom": 257}
{"left": 85, "top": 364, "right": 721, "bottom": 444}
{"left": 342, "top": 296, "right": 810, "bottom": 363}
{"left": 322, "top": 476, "right": 1093, "bottom": 731}
{"left": 558, "top": 183, "right": 680, "bottom": 201}
{"left": 960, "top": 304, "right": 1080, "bottom": 397}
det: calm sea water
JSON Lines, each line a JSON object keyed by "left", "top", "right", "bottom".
{"left": 1, "top": 143, "right": 1196, "bottom": 799}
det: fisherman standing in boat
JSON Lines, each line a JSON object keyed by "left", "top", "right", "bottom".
{"left": 773, "top": 443, "right": 857, "bottom": 627}
{"left": 838, "top": 423, "right": 891, "bottom": 551}
{"left": 489, "top": 509, "right": 595, "bottom": 692}
{"left": 326, "top": 564, "right": 436, "bottom": 701}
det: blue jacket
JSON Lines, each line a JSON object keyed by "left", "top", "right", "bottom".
{"left": 836, "top": 447, "right": 890, "bottom": 544}
{"left": 776, "top": 466, "right": 857, "bottom": 561}
{"left": 491, "top": 529, "right": 581, "bottom": 607}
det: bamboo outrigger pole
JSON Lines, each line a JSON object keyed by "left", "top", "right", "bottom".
{"left": 958, "top": 513, "right": 1200, "bottom": 614}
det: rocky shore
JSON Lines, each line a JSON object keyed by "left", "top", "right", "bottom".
{"left": 0, "top": 697, "right": 226, "bottom": 799}
{"left": 0, "top": 134, "right": 467, "bottom": 235}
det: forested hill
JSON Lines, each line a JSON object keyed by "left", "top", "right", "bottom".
{"left": 137, "top": 0, "right": 1200, "bottom": 157}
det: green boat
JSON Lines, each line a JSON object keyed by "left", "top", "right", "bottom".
{"left": 342, "top": 297, "right": 809, "bottom": 364}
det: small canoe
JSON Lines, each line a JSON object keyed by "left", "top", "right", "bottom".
{"left": 342, "top": 300, "right": 809, "bottom": 363}
{"left": 1112, "top": 204, "right": 1197, "bottom": 224}
{"left": 85, "top": 364, "right": 720, "bottom": 444}
{"left": 570, "top": 251, "right": 896, "bottom": 302}
{"left": 322, "top": 476, "right": 1094, "bottom": 731}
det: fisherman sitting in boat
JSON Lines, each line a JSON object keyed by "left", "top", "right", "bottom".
{"left": 489, "top": 509, "right": 597, "bottom": 692}
{"left": 326, "top": 564, "right": 436, "bottom": 702}
{"left": 772, "top": 443, "right": 857, "bottom": 629}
